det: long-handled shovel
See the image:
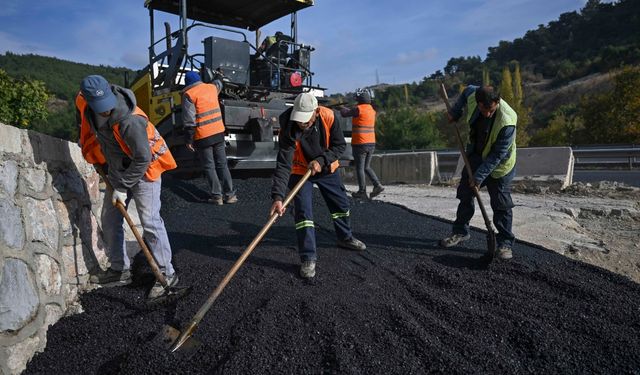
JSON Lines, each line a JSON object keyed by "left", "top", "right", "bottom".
{"left": 168, "top": 168, "right": 313, "bottom": 352}
{"left": 438, "top": 84, "right": 496, "bottom": 261}
{"left": 95, "top": 166, "right": 191, "bottom": 306}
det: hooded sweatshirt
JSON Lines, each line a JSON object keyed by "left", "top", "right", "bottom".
{"left": 85, "top": 85, "right": 152, "bottom": 190}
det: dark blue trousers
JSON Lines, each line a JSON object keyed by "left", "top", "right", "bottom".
{"left": 289, "top": 172, "right": 352, "bottom": 261}
{"left": 453, "top": 153, "right": 516, "bottom": 248}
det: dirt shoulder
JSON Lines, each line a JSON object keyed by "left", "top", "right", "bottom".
{"left": 348, "top": 181, "right": 640, "bottom": 283}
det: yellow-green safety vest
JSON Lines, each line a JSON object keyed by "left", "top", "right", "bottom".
{"left": 465, "top": 93, "right": 517, "bottom": 178}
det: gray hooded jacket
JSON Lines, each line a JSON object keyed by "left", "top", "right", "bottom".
{"left": 83, "top": 85, "right": 151, "bottom": 190}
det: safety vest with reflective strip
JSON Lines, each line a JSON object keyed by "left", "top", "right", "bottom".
{"left": 292, "top": 106, "right": 340, "bottom": 175}
{"left": 465, "top": 94, "right": 517, "bottom": 178}
{"left": 76, "top": 93, "right": 106, "bottom": 165}
{"left": 351, "top": 104, "right": 376, "bottom": 145}
{"left": 76, "top": 94, "right": 177, "bottom": 181}
{"left": 184, "top": 83, "right": 225, "bottom": 140}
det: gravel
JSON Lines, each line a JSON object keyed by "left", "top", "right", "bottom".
{"left": 25, "top": 178, "right": 640, "bottom": 374}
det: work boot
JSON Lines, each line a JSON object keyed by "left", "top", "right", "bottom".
{"left": 497, "top": 246, "right": 513, "bottom": 260}
{"left": 337, "top": 237, "right": 367, "bottom": 251}
{"left": 224, "top": 195, "right": 238, "bottom": 204}
{"left": 147, "top": 273, "right": 179, "bottom": 300}
{"left": 439, "top": 234, "right": 471, "bottom": 248}
{"left": 369, "top": 185, "right": 385, "bottom": 199}
{"left": 207, "top": 196, "right": 223, "bottom": 205}
{"left": 299, "top": 261, "right": 316, "bottom": 278}
{"left": 89, "top": 268, "right": 131, "bottom": 286}
{"left": 351, "top": 191, "right": 368, "bottom": 200}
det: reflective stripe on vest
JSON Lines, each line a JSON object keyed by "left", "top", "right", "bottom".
{"left": 76, "top": 93, "right": 106, "bottom": 165}
{"left": 465, "top": 94, "right": 517, "bottom": 178}
{"left": 292, "top": 106, "right": 340, "bottom": 175}
{"left": 184, "top": 83, "right": 225, "bottom": 140}
{"left": 351, "top": 104, "right": 376, "bottom": 145}
{"left": 112, "top": 107, "right": 177, "bottom": 181}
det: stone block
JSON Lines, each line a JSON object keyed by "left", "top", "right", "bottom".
{"left": 19, "top": 168, "right": 48, "bottom": 195}
{"left": 34, "top": 254, "right": 62, "bottom": 296}
{"left": 52, "top": 169, "right": 89, "bottom": 203}
{"left": 23, "top": 197, "right": 59, "bottom": 251}
{"left": 44, "top": 304, "right": 63, "bottom": 328}
{"left": 0, "top": 123, "right": 23, "bottom": 154}
{"left": 0, "top": 160, "right": 19, "bottom": 197}
{"left": 0, "top": 198, "right": 25, "bottom": 250}
{"left": 62, "top": 245, "right": 89, "bottom": 281}
{"left": 0, "top": 259, "right": 39, "bottom": 332}
{"left": 4, "top": 334, "right": 40, "bottom": 375}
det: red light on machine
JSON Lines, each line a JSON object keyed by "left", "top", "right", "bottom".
{"left": 289, "top": 72, "right": 302, "bottom": 87}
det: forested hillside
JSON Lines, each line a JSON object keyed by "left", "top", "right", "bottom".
{"left": 0, "top": 53, "right": 134, "bottom": 139}
{"left": 0, "top": 0, "right": 637, "bottom": 148}
{"left": 335, "top": 0, "right": 640, "bottom": 149}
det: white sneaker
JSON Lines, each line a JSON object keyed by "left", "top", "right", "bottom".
{"left": 148, "top": 273, "right": 179, "bottom": 299}
{"left": 299, "top": 261, "right": 316, "bottom": 278}
{"left": 439, "top": 234, "right": 471, "bottom": 248}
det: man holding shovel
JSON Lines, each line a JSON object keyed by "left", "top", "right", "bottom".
{"left": 270, "top": 92, "right": 366, "bottom": 278}
{"left": 440, "top": 85, "right": 517, "bottom": 260}
{"left": 76, "top": 75, "right": 180, "bottom": 298}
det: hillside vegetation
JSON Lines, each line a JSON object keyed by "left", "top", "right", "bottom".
{"left": 0, "top": 0, "right": 638, "bottom": 148}
{"left": 335, "top": 0, "right": 640, "bottom": 149}
{"left": 0, "top": 53, "right": 134, "bottom": 139}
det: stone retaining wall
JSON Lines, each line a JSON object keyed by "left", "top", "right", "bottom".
{"left": 0, "top": 122, "right": 112, "bottom": 374}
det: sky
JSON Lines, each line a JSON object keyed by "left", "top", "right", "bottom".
{"left": 0, "top": 0, "right": 595, "bottom": 94}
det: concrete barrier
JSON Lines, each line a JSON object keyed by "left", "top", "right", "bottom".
{"left": 451, "top": 147, "right": 574, "bottom": 189}
{"left": 342, "top": 151, "right": 438, "bottom": 185}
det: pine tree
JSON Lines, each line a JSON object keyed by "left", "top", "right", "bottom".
{"left": 499, "top": 66, "right": 515, "bottom": 105}
{"left": 512, "top": 61, "right": 523, "bottom": 107}
{"left": 499, "top": 64, "right": 530, "bottom": 146}
{"left": 482, "top": 66, "right": 491, "bottom": 86}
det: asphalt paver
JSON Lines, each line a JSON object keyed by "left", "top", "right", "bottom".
{"left": 25, "top": 178, "right": 640, "bottom": 374}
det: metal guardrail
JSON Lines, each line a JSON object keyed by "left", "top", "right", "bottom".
{"left": 572, "top": 146, "right": 640, "bottom": 169}
{"left": 377, "top": 146, "right": 640, "bottom": 171}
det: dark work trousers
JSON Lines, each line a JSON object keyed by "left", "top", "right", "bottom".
{"left": 352, "top": 144, "right": 381, "bottom": 193}
{"left": 289, "top": 171, "right": 353, "bottom": 262}
{"left": 197, "top": 140, "right": 235, "bottom": 199}
{"left": 453, "top": 153, "right": 516, "bottom": 249}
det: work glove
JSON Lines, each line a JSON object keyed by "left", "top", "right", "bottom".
{"left": 111, "top": 189, "right": 127, "bottom": 207}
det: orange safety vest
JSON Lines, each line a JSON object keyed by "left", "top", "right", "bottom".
{"left": 292, "top": 106, "right": 340, "bottom": 175}
{"left": 76, "top": 94, "right": 177, "bottom": 181}
{"left": 184, "top": 83, "right": 225, "bottom": 140}
{"left": 351, "top": 104, "right": 376, "bottom": 145}
{"left": 76, "top": 93, "right": 106, "bottom": 165}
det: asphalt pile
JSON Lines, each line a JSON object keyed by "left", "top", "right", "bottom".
{"left": 25, "top": 178, "right": 640, "bottom": 374}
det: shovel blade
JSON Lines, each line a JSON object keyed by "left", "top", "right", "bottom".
{"left": 484, "top": 231, "right": 497, "bottom": 261}
{"left": 161, "top": 325, "right": 201, "bottom": 352}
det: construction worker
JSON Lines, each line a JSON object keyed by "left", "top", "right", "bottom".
{"left": 182, "top": 71, "right": 237, "bottom": 205}
{"left": 440, "top": 85, "right": 517, "bottom": 260}
{"left": 340, "top": 88, "right": 384, "bottom": 200}
{"left": 76, "top": 75, "right": 179, "bottom": 298}
{"left": 270, "top": 92, "right": 367, "bottom": 278}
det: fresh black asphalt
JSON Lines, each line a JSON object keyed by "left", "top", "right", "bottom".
{"left": 25, "top": 178, "right": 640, "bottom": 374}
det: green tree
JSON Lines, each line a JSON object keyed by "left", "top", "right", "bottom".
{"left": 482, "top": 66, "right": 491, "bottom": 86}
{"left": 0, "top": 69, "right": 49, "bottom": 128}
{"left": 499, "top": 66, "right": 515, "bottom": 105}
{"left": 580, "top": 66, "right": 640, "bottom": 143}
{"left": 512, "top": 61, "right": 523, "bottom": 107}
{"left": 530, "top": 105, "right": 583, "bottom": 146}
{"left": 376, "top": 108, "right": 445, "bottom": 150}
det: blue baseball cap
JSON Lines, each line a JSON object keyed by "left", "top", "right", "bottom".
{"left": 80, "top": 75, "right": 117, "bottom": 113}
{"left": 185, "top": 71, "right": 201, "bottom": 86}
